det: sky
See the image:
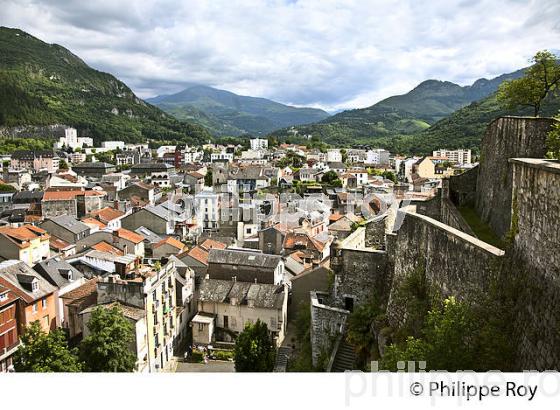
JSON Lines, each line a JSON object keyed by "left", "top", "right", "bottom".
{"left": 1, "top": 0, "right": 560, "bottom": 112}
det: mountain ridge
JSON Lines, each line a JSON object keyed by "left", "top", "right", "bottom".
{"left": 147, "top": 84, "right": 331, "bottom": 136}
{"left": 0, "top": 26, "right": 211, "bottom": 145}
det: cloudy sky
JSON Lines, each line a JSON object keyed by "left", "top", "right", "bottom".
{"left": 2, "top": 0, "right": 560, "bottom": 111}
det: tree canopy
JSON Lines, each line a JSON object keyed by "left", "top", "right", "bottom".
{"left": 14, "top": 321, "right": 82, "bottom": 372}
{"left": 234, "top": 319, "right": 276, "bottom": 372}
{"left": 79, "top": 306, "right": 137, "bottom": 372}
{"left": 498, "top": 50, "right": 560, "bottom": 116}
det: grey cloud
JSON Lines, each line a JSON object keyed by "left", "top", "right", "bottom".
{"left": 1, "top": 0, "right": 559, "bottom": 111}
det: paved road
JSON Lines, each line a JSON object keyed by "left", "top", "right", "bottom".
{"left": 175, "top": 360, "right": 235, "bottom": 373}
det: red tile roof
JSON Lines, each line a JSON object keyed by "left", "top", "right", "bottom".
{"left": 116, "top": 228, "right": 144, "bottom": 244}
{"left": 154, "top": 236, "right": 186, "bottom": 251}
{"left": 90, "top": 206, "right": 125, "bottom": 223}
{"left": 200, "top": 239, "right": 227, "bottom": 251}
{"left": 81, "top": 217, "right": 107, "bottom": 230}
{"left": 0, "top": 225, "right": 49, "bottom": 248}
{"left": 91, "top": 241, "right": 124, "bottom": 256}
{"left": 43, "top": 189, "right": 105, "bottom": 201}
{"left": 187, "top": 246, "right": 209, "bottom": 265}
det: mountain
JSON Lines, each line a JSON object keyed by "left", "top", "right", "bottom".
{"left": 0, "top": 27, "right": 211, "bottom": 145}
{"left": 268, "top": 69, "right": 526, "bottom": 148}
{"left": 147, "top": 84, "right": 331, "bottom": 136}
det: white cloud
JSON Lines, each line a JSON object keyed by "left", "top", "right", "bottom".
{"left": 1, "top": 0, "right": 559, "bottom": 111}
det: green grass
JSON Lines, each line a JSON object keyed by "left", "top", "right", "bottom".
{"left": 458, "top": 206, "right": 505, "bottom": 249}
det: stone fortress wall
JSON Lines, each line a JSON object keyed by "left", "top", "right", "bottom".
{"left": 313, "top": 116, "right": 560, "bottom": 370}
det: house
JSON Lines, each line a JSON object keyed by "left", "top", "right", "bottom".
{"left": 283, "top": 232, "right": 330, "bottom": 267}
{"left": 289, "top": 266, "right": 331, "bottom": 317}
{"left": 258, "top": 224, "right": 287, "bottom": 255}
{"left": 39, "top": 215, "right": 91, "bottom": 244}
{"left": 75, "top": 228, "right": 145, "bottom": 258}
{"left": 42, "top": 188, "right": 106, "bottom": 219}
{"left": 0, "top": 282, "right": 20, "bottom": 372}
{"left": 195, "top": 279, "right": 287, "bottom": 347}
{"left": 184, "top": 171, "right": 205, "bottom": 194}
{"left": 89, "top": 206, "right": 126, "bottom": 230}
{"left": 33, "top": 257, "right": 86, "bottom": 328}
{"left": 0, "top": 260, "right": 58, "bottom": 333}
{"left": 152, "top": 237, "right": 186, "bottom": 259}
{"left": 207, "top": 248, "right": 285, "bottom": 285}
{"left": 59, "top": 278, "right": 98, "bottom": 339}
{"left": 327, "top": 149, "right": 342, "bottom": 163}
{"left": 118, "top": 181, "right": 155, "bottom": 206}
{"left": 194, "top": 190, "right": 221, "bottom": 231}
{"left": 0, "top": 225, "right": 50, "bottom": 266}
{"left": 72, "top": 162, "right": 116, "bottom": 179}
{"left": 250, "top": 138, "right": 269, "bottom": 151}
{"left": 129, "top": 163, "right": 175, "bottom": 178}
{"left": 327, "top": 161, "right": 347, "bottom": 173}
{"left": 178, "top": 239, "right": 227, "bottom": 280}
{"left": 121, "top": 206, "right": 175, "bottom": 236}
{"left": 134, "top": 226, "right": 162, "bottom": 258}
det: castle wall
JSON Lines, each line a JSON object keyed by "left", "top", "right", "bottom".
{"left": 386, "top": 209, "right": 504, "bottom": 328}
{"left": 509, "top": 158, "right": 560, "bottom": 369}
{"left": 475, "top": 117, "right": 555, "bottom": 238}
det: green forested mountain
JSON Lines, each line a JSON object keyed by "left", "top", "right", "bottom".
{"left": 147, "top": 84, "right": 330, "bottom": 136}
{"left": 0, "top": 27, "right": 211, "bottom": 144}
{"left": 268, "top": 69, "right": 530, "bottom": 151}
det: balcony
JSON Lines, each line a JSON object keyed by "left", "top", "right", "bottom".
{"left": 0, "top": 341, "right": 20, "bottom": 360}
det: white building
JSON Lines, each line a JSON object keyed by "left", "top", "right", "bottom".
{"left": 327, "top": 149, "right": 342, "bottom": 163}
{"left": 250, "top": 138, "right": 269, "bottom": 151}
{"left": 69, "top": 152, "right": 87, "bottom": 164}
{"left": 211, "top": 152, "right": 234, "bottom": 162}
{"left": 432, "top": 149, "right": 472, "bottom": 164}
{"left": 366, "top": 149, "right": 390, "bottom": 165}
{"left": 156, "top": 145, "right": 177, "bottom": 158}
{"left": 102, "top": 141, "right": 126, "bottom": 151}
{"left": 195, "top": 190, "right": 221, "bottom": 231}
{"left": 55, "top": 128, "right": 93, "bottom": 150}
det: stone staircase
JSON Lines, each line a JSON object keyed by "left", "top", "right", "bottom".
{"left": 274, "top": 346, "right": 292, "bottom": 372}
{"left": 330, "top": 338, "right": 356, "bottom": 372}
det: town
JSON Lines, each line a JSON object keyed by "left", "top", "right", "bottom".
{"left": 0, "top": 126, "right": 478, "bottom": 372}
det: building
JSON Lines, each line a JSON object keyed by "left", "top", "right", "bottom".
{"left": 102, "top": 141, "right": 126, "bottom": 151}
{"left": 84, "top": 258, "right": 179, "bottom": 372}
{"left": 194, "top": 279, "right": 287, "bottom": 347}
{"left": 432, "top": 148, "right": 472, "bottom": 164}
{"left": 33, "top": 258, "right": 86, "bottom": 328}
{"left": 118, "top": 182, "right": 155, "bottom": 206}
{"left": 152, "top": 237, "right": 186, "bottom": 259}
{"left": 39, "top": 215, "right": 91, "bottom": 244}
{"left": 195, "top": 191, "right": 221, "bottom": 231}
{"left": 250, "top": 138, "right": 269, "bottom": 151}
{"left": 121, "top": 206, "right": 175, "bottom": 236}
{"left": 11, "top": 150, "right": 60, "bottom": 173}
{"left": 89, "top": 206, "right": 126, "bottom": 230}
{"left": 69, "top": 152, "right": 87, "bottom": 164}
{"left": 129, "top": 163, "right": 175, "bottom": 178}
{"left": 55, "top": 127, "right": 93, "bottom": 150}
{"left": 0, "top": 282, "right": 20, "bottom": 372}
{"left": 207, "top": 248, "right": 285, "bottom": 285}
{"left": 0, "top": 260, "right": 58, "bottom": 333}
{"left": 42, "top": 188, "right": 106, "bottom": 219}
{"left": 366, "top": 149, "right": 390, "bottom": 166}
{"left": 0, "top": 226, "right": 50, "bottom": 266}
{"left": 327, "top": 149, "right": 342, "bottom": 163}
{"left": 72, "top": 162, "right": 117, "bottom": 179}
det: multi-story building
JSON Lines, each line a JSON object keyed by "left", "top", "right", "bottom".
{"left": 250, "top": 138, "right": 269, "bottom": 151}
{"left": 0, "top": 226, "right": 50, "bottom": 266}
{"left": 42, "top": 188, "right": 106, "bottom": 219}
{"left": 88, "top": 258, "right": 178, "bottom": 372}
{"left": 366, "top": 149, "right": 390, "bottom": 166}
{"left": 69, "top": 152, "right": 87, "bottom": 164}
{"left": 55, "top": 128, "right": 93, "bottom": 150}
{"left": 327, "top": 149, "right": 342, "bottom": 163}
{"left": 102, "top": 141, "right": 126, "bottom": 151}
{"left": 194, "top": 190, "right": 221, "bottom": 231}
{"left": 432, "top": 148, "right": 472, "bottom": 164}
{"left": 0, "top": 260, "right": 58, "bottom": 333}
{"left": 0, "top": 282, "right": 20, "bottom": 372}
{"left": 11, "top": 150, "right": 60, "bottom": 173}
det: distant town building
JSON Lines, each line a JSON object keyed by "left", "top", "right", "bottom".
{"left": 432, "top": 148, "right": 472, "bottom": 164}
{"left": 55, "top": 127, "right": 93, "bottom": 150}
{"left": 250, "top": 138, "right": 269, "bottom": 151}
{"left": 102, "top": 141, "right": 125, "bottom": 151}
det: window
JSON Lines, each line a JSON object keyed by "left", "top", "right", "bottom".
{"left": 43, "top": 315, "right": 49, "bottom": 328}
{"left": 41, "top": 298, "right": 47, "bottom": 310}
{"left": 198, "top": 323, "right": 204, "bottom": 331}
{"left": 270, "top": 317, "right": 276, "bottom": 329}
{"left": 31, "top": 281, "right": 38, "bottom": 292}
{"left": 32, "top": 303, "right": 38, "bottom": 313}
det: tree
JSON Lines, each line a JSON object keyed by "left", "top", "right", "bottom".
{"left": 547, "top": 119, "right": 560, "bottom": 159}
{"left": 346, "top": 297, "right": 383, "bottom": 368}
{"left": 497, "top": 50, "right": 560, "bottom": 116}
{"left": 234, "top": 319, "right": 276, "bottom": 372}
{"left": 79, "top": 306, "right": 137, "bottom": 372}
{"left": 321, "top": 170, "right": 340, "bottom": 185}
{"left": 14, "top": 322, "right": 82, "bottom": 372}
{"left": 204, "top": 169, "right": 213, "bottom": 186}
{"left": 58, "top": 159, "right": 69, "bottom": 170}
{"left": 0, "top": 183, "right": 16, "bottom": 192}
